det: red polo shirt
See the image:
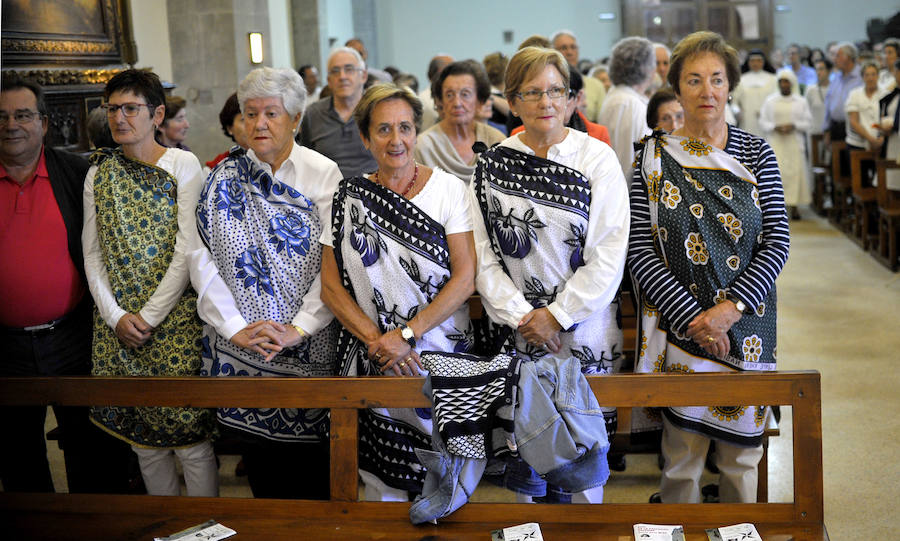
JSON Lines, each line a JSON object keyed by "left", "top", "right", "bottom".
{"left": 0, "top": 148, "right": 85, "bottom": 327}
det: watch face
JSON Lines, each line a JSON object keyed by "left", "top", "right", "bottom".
{"left": 401, "top": 327, "right": 414, "bottom": 339}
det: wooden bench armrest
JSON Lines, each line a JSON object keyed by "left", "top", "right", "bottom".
{"left": 876, "top": 159, "right": 900, "bottom": 208}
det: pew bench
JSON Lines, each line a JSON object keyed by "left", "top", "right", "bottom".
{"left": 0, "top": 372, "right": 828, "bottom": 540}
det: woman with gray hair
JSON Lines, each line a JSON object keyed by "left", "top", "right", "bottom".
{"left": 188, "top": 66, "right": 343, "bottom": 498}
{"left": 598, "top": 36, "right": 656, "bottom": 179}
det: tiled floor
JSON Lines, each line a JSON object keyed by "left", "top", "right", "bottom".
{"left": 40, "top": 209, "right": 900, "bottom": 538}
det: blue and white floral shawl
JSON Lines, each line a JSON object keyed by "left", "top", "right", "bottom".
{"left": 634, "top": 133, "right": 777, "bottom": 446}
{"left": 197, "top": 147, "right": 337, "bottom": 442}
{"left": 473, "top": 145, "right": 623, "bottom": 431}
{"left": 332, "top": 175, "right": 473, "bottom": 494}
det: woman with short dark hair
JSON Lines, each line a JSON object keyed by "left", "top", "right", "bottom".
{"left": 156, "top": 95, "right": 190, "bottom": 150}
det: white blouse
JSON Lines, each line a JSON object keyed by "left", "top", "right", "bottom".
{"left": 470, "top": 128, "right": 630, "bottom": 331}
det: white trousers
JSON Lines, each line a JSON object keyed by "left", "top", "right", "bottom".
{"left": 659, "top": 416, "right": 764, "bottom": 503}
{"left": 132, "top": 440, "right": 218, "bottom": 497}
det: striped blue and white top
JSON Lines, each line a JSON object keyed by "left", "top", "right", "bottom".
{"left": 627, "top": 126, "right": 790, "bottom": 334}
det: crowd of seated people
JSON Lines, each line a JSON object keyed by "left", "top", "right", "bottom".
{"left": 4, "top": 26, "right": 899, "bottom": 508}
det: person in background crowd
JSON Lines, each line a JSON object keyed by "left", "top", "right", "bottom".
{"left": 0, "top": 74, "right": 135, "bottom": 495}
{"left": 190, "top": 67, "right": 341, "bottom": 500}
{"left": 83, "top": 69, "right": 217, "bottom": 497}
{"left": 393, "top": 72, "right": 419, "bottom": 94}
{"left": 844, "top": 61, "right": 885, "bottom": 182}
{"left": 732, "top": 49, "right": 777, "bottom": 136}
{"left": 511, "top": 65, "right": 610, "bottom": 146}
{"left": 646, "top": 88, "right": 684, "bottom": 133}
{"left": 415, "top": 60, "right": 505, "bottom": 182}
{"left": 630, "top": 30, "right": 789, "bottom": 505}
{"left": 484, "top": 52, "right": 511, "bottom": 128}
{"left": 418, "top": 54, "right": 454, "bottom": 131}
{"left": 298, "top": 64, "right": 322, "bottom": 102}
{"left": 879, "top": 38, "right": 900, "bottom": 91}
{"left": 205, "top": 92, "right": 250, "bottom": 171}
{"left": 322, "top": 83, "right": 476, "bottom": 501}
{"left": 471, "top": 45, "right": 628, "bottom": 503}
{"left": 787, "top": 44, "right": 817, "bottom": 90}
{"left": 823, "top": 41, "right": 862, "bottom": 142}
{"left": 760, "top": 69, "right": 813, "bottom": 219}
{"left": 156, "top": 95, "right": 190, "bottom": 150}
{"left": 346, "top": 37, "right": 392, "bottom": 85}
{"left": 877, "top": 60, "right": 900, "bottom": 190}
{"left": 87, "top": 106, "right": 117, "bottom": 149}
{"left": 300, "top": 46, "right": 376, "bottom": 178}
{"left": 806, "top": 58, "right": 832, "bottom": 138}
{"left": 591, "top": 64, "right": 613, "bottom": 92}
{"left": 646, "top": 43, "right": 671, "bottom": 96}
{"left": 598, "top": 36, "right": 656, "bottom": 180}
{"left": 552, "top": 30, "right": 605, "bottom": 121}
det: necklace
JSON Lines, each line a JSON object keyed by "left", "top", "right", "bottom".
{"left": 374, "top": 163, "right": 418, "bottom": 197}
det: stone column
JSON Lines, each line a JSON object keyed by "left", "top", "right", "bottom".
{"left": 291, "top": 0, "right": 329, "bottom": 73}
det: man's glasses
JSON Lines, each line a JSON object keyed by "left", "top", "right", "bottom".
{"left": 515, "top": 87, "right": 568, "bottom": 102}
{"left": 328, "top": 65, "right": 364, "bottom": 76}
{"left": 0, "top": 109, "right": 43, "bottom": 125}
{"left": 102, "top": 103, "right": 154, "bottom": 117}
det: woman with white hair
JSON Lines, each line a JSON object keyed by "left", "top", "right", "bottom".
{"left": 188, "top": 67, "right": 343, "bottom": 499}
{"left": 760, "top": 69, "right": 813, "bottom": 219}
{"left": 598, "top": 36, "right": 656, "bottom": 179}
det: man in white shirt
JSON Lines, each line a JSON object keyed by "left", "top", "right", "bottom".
{"left": 552, "top": 30, "right": 606, "bottom": 121}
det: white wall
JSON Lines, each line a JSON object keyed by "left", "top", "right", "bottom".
{"left": 326, "top": 0, "right": 355, "bottom": 54}
{"left": 268, "top": 0, "right": 295, "bottom": 69}
{"left": 772, "top": 0, "right": 900, "bottom": 50}
{"left": 130, "top": 0, "right": 173, "bottom": 82}
{"left": 373, "top": 0, "right": 622, "bottom": 86}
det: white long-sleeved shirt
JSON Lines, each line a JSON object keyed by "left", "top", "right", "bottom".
{"left": 82, "top": 147, "right": 202, "bottom": 329}
{"left": 471, "top": 128, "right": 630, "bottom": 331}
{"left": 597, "top": 84, "right": 652, "bottom": 181}
{"left": 188, "top": 143, "right": 341, "bottom": 339}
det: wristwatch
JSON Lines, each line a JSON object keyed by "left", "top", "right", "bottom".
{"left": 727, "top": 295, "right": 747, "bottom": 314}
{"left": 400, "top": 324, "right": 417, "bottom": 348}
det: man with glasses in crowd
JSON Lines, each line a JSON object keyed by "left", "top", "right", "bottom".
{"left": 0, "top": 75, "right": 132, "bottom": 494}
{"left": 299, "top": 46, "right": 377, "bottom": 178}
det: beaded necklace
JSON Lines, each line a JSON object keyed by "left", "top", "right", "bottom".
{"left": 374, "top": 163, "right": 418, "bottom": 197}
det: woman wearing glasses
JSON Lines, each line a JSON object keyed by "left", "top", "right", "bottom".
{"left": 82, "top": 69, "right": 217, "bottom": 496}
{"left": 414, "top": 60, "right": 505, "bottom": 182}
{"left": 470, "top": 46, "right": 629, "bottom": 503}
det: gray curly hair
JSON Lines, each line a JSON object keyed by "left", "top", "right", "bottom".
{"left": 237, "top": 67, "right": 307, "bottom": 118}
{"left": 609, "top": 36, "right": 656, "bottom": 87}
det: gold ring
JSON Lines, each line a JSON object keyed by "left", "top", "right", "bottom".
{"left": 399, "top": 362, "right": 406, "bottom": 368}
{"left": 406, "top": 357, "right": 413, "bottom": 364}
{"left": 374, "top": 353, "right": 382, "bottom": 360}
{"left": 706, "top": 336, "right": 715, "bottom": 343}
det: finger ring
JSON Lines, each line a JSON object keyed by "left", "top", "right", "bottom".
{"left": 707, "top": 336, "right": 715, "bottom": 343}
{"left": 374, "top": 353, "right": 382, "bottom": 360}
{"left": 406, "top": 357, "right": 413, "bottom": 363}
{"left": 399, "top": 362, "right": 406, "bottom": 368}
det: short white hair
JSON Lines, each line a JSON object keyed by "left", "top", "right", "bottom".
{"left": 237, "top": 67, "right": 307, "bottom": 117}
{"left": 328, "top": 46, "right": 366, "bottom": 70}
{"left": 654, "top": 43, "right": 671, "bottom": 56}
{"left": 550, "top": 29, "right": 577, "bottom": 46}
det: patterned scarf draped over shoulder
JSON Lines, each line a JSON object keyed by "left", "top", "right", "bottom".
{"left": 331, "top": 175, "right": 472, "bottom": 493}
{"left": 88, "top": 148, "right": 213, "bottom": 448}
{"left": 197, "top": 148, "right": 337, "bottom": 442}
{"left": 634, "top": 133, "right": 777, "bottom": 446}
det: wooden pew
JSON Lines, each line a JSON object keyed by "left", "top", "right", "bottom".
{"left": 0, "top": 372, "right": 828, "bottom": 540}
{"left": 848, "top": 149, "right": 879, "bottom": 249}
{"left": 810, "top": 133, "right": 830, "bottom": 216}
{"left": 829, "top": 141, "right": 853, "bottom": 231}
{"left": 874, "top": 159, "right": 900, "bottom": 270}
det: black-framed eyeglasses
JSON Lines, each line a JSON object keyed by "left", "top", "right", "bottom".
{"left": 102, "top": 103, "right": 154, "bottom": 117}
{"left": 0, "top": 109, "right": 43, "bottom": 125}
{"left": 514, "top": 86, "right": 568, "bottom": 102}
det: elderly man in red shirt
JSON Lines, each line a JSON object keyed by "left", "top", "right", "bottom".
{"left": 0, "top": 75, "right": 132, "bottom": 493}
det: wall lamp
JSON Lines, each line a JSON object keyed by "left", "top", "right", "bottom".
{"left": 249, "top": 32, "right": 264, "bottom": 64}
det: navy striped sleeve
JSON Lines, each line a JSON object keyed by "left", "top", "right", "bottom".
{"left": 724, "top": 130, "right": 790, "bottom": 310}
{"left": 627, "top": 151, "right": 703, "bottom": 334}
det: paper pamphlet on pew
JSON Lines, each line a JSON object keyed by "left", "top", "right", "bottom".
{"left": 153, "top": 519, "right": 236, "bottom": 541}
{"left": 705, "top": 522, "right": 762, "bottom": 541}
{"left": 490, "top": 522, "right": 544, "bottom": 540}
{"left": 633, "top": 523, "right": 686, "bottom": 540}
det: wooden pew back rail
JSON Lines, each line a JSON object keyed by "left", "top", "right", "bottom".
{"left": 0, "top": 372, "right": 827, "bottom": 540}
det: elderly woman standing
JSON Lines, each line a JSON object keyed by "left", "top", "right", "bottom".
{"left": 629, "top": 31, "right": 789, "bottom": 504}
{"left": 598, "top": 37, "right": 656, "bottom": 179}
{"left": 189, "top": 67, "right": 341, "bottom": 499}
{"left": 321, "top": 83, "right": 476, "bottom": 501}
{"left": 83, "top": 69, "right": 217, "bottom": 496}
{"left": 472, "top": 46, "right": 629, "bottom": 503}
{"left": 414, "top": 60, "right": 505, "bottom": 182}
